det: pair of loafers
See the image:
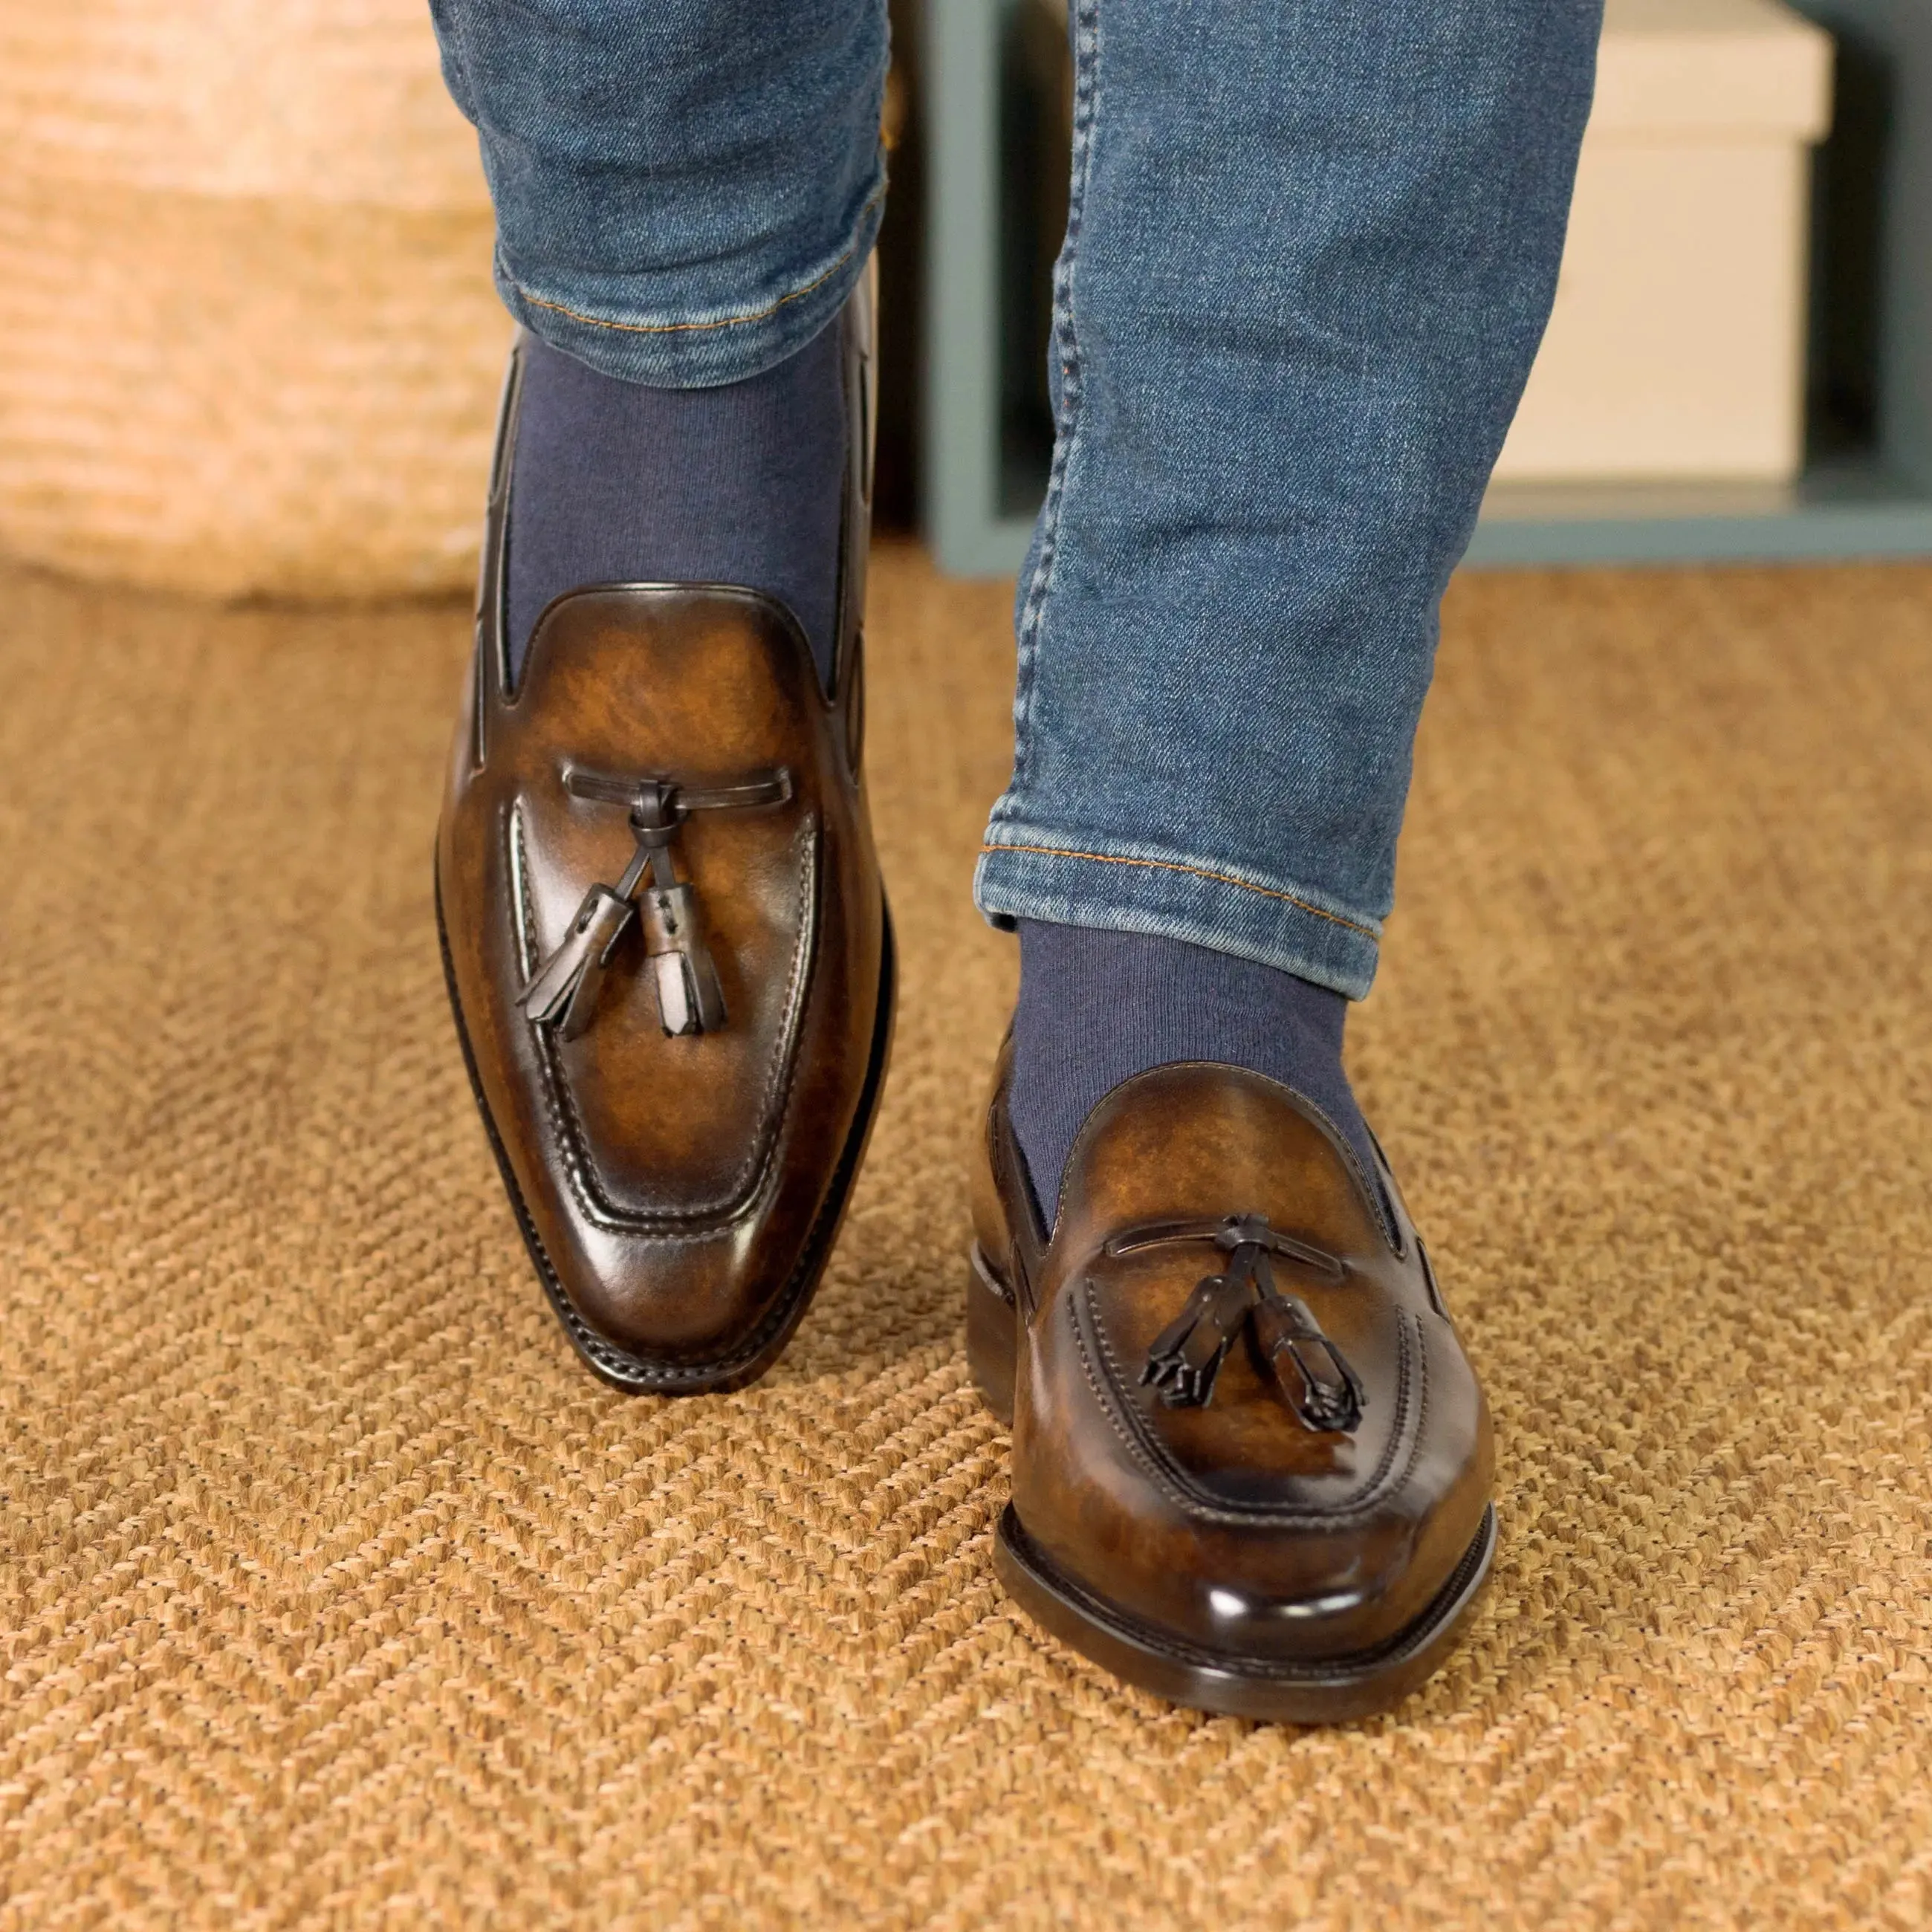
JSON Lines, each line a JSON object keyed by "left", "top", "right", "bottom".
{"left": 436, "top": 280, "right": 1496, "bottom": 1719}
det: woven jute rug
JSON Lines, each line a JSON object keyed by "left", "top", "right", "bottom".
{"left": 0, "top": 1, "right": 504, "bottom": 600}
{"left": 1, "top": 544, "right": 1928, "bottom": 1930}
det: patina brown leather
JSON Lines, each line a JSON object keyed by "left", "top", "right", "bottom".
{"left": 435, "top": 281, "right": 891, "bottom": 1395}
{"left": 970, "top": 1031, "right": 1495, "bottom": 1718}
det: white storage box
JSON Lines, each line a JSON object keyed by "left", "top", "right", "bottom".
{"left": 1492, "top": 0, "right": 1833, "bottom": 485}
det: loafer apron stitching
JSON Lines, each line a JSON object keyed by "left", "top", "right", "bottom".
{"left": 1073, "top": 1280, "right": 1427, "bottom": 1529}
{"left": 510, "top": 802, "right": 822, "bottom": 1235}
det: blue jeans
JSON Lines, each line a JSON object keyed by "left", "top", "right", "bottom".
{"left": 431, "top": 0, "right": 1601, "bottom": 997}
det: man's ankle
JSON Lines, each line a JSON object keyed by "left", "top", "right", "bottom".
{"left": 1006, "top": 919, "right": 1377, "bottom": 1222}
{"left": 503, "top": 324, "right": 848, "bottom": 687}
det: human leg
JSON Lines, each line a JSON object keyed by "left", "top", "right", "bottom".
{"left": 431, "top": 0, "right": 889, "bottom": 684}
{"left": 971, "top": 0, "right": 1601, "bottom": 1716}
{"left": 432, "top": 0, "right": 894, "bottom": 1392}
{"left": 430, "top": 0, "right": 886, "bottom": 385}
{"left": 978, "top": 0, "right": 1603, "bottom": 1212}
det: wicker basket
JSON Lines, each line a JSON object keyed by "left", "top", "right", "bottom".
{"left": 0, "top": 1, "right": 507, "bottom": 600}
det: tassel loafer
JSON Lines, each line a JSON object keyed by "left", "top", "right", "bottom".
{"left": 435, "top": 276, "right": 893, "bottom": 1394}
{"left": 968, "top": 1037, "right": 1496, "bottom": 1720}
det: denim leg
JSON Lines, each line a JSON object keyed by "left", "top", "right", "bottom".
{"left": 974, "top": 0, "right": 1603, "bottom": 997}
{"left": 429, "top": 1, "right": 889, "bottom": 384}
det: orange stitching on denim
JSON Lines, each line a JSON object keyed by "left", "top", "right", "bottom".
{"left": 519, "top": 188, "right": 884, "bottom": 339}
{"left": 978, "top": 843, "right": 1379, "bottom": 939}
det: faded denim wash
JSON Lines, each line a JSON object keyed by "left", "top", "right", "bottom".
{"left": 432, "top": 0, "right": 1602, "bottom": 996}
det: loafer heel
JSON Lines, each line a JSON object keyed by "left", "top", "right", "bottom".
{"left": 966, "top": 1241, "right": 1018, "bottom": 1425}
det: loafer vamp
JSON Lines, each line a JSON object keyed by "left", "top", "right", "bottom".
{"left": 496, "top": 595, "right": 825, "bottom": 1218}
{"left": 1081, "top": 1257, "right": 1410, "bottom": 1510}
{"left": 439, "top": 584, "right": 886, "bottom": 1372}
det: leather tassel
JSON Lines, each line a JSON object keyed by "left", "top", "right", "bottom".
{"left": 522, "top": 765, "right": 788, "bottom": 1043}
{"left": 1122, "top": 1213, "right": 1364, "bottom": 1432}
{"left": 520, "top": 885, "right": 636, "bottom": 1040}
{"left": 1251, "top": 1289, "right": 1366, "bottom": 1433}
{"left": 640, "top": 882, "right": 727, "bottom": 1037}
{"left": 1141, "top": 1273, "right": 1256, "bottom": 1409}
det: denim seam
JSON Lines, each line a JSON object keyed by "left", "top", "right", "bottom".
{"left": 1002, "top": 0, "right": 1102, "bottom": 810}
{"left": 978, "top": 840, "right": 1380, "bottom": 940}
{"left": 513, "top": 179, "right": 885, "bottom": 340}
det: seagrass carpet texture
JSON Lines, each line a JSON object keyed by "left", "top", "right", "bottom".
{"left": 1, "top": 542, "right": 1929, "bottom": 1931}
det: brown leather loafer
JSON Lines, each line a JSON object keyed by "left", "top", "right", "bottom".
{"left": 435, "top": 279, "right": 892, "bottom": 1395}
{"left": 969, "top": 1034, "right": 1495, "bottom": 1720}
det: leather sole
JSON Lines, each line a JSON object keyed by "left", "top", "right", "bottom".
{"left": 435, "top": 861, "right": 896, "bottom": 1395}
{"left": 968, "top": 1240, "right": 1497, "bottom": 1721}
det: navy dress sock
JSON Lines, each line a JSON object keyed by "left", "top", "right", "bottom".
{"left": 1007, "top": 921, "right": 1381, "bottom": 1225}
{"left": 504, "top": 323, "right": 847, "bottom": 690}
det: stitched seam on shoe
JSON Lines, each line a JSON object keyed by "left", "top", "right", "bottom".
{"left": 977, "top": 842, "right": 1380, "bottom": 939}
{"left": 508, "top": 801, "right": 536, "bottom": 982}
{"left": 1088, "top": 1288, "right": 1420, "bottom": 1525}
{"left": 1407, "top": 1321, "right": 1432, "bottom": 1497}
{"left": 544, "top": 823, "right": 815, "bottom": 1232}
{"left": 514, "top": 806, "right": 819, "bottom": 1236}
{"left": 1071, "top": 1282, "right": 1417, "bottom": 1528}
{"left": 441, "top": 857, "right": 890, "bottom": 1390}
{"left": 517, "top": 189, "right": 884, "bottom": 340}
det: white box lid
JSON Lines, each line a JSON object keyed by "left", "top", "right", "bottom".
{"left": 1592, "top": 0, "right": 1833, "bottom": 140}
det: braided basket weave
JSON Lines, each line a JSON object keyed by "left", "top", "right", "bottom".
{"left": 0, "top": 1, "right": 506, "bottom": 599}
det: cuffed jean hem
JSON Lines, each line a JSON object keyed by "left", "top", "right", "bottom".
{"left": 493, "top": 179, "right": 886, "bottom": 389}
{"left": 973, "top": 832, "right": 1382, "bottom": 1000}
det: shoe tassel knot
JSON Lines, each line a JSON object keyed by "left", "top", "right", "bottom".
{"left": 1118, "top": 1215, "right": 1366, "bottom": 1433}
{"left": 519, "top": 768, "right": 791, "bottom": 1041}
